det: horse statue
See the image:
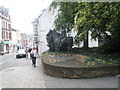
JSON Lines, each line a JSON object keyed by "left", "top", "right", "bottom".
{"left": 46, "top": 29, "right": 73, "bottom": 56}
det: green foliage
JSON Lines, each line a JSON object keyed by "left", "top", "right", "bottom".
{"left": 50, "top": 2, "right": 120, "bottom": 53}
{"left": 75, "top": 2, "right": 120, "bottom": 52}
{"left": 53, "top": 2, "right": 78, "bottom": 33}
{"left": 82, "top": 49, "right": 119, "bottom": 66}
{"left": 72, "top": 47, "right": 119, "bottom": 65}
{"left": 75, "top": 2, "right": 120, "bottom": 38}
{"left": 84, "top": 56, "right": 119, "bottom": 66}
{"left": 97, "top": 38, "right": 120, "bottom": 53}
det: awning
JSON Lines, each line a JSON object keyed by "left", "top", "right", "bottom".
{"left": 3, "top": 41, "right": 9, "bottom": 44}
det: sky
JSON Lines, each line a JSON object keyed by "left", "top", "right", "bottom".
{"left": 0, "top": 0, "right": 53, "bottom": 34}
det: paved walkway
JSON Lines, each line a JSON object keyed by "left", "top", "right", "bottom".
{"left": 0, "top": 57, "right": 119, "bottom": 88}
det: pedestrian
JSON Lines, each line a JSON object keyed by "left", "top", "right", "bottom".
{"left": 28, "top": 48, "right": 32, "bottom": 53}
{"left": 25, "top": 48, "right": 28, "bottom": 59}
{"left": 30, "top": 47, "right": 38, "bottom": 67}
{"left": 28, "top": 48, "right": 32, "bottom": 59}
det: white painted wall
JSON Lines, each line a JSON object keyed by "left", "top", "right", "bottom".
{"left": 12, "top": 31, "right": 18, "bottom": 44}
{"left": 70, "top": 29, "right": 98, "bottom": 48}
{"left": 88, "top": 31, "right": 98, "bottom": 47}
{"left": 38, "top": 7, "right": 58, "bottom": 55}
{"left": 10, "top": 30, "right": 18, "bottom": 52}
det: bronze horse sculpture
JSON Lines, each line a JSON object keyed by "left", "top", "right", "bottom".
{"left": 46, "top": 30, "right": 73, "bottom": 56}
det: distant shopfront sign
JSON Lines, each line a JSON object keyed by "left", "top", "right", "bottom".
{"left": 3, "top": 40, "right": 9, "bottom": 44}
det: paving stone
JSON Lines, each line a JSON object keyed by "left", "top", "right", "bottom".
{"left": 0, "top": 57, "right": 119, "bottom": 88}
{"left": 22, "top": 89, "right": 35, "bottom": 90}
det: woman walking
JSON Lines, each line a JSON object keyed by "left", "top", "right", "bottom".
{"left": 30, "top": 47, "right": 38, "bottom": 67}
{"left": 28, "top": 48, "right": 32, "bottom": 59}
{"left": 25, "top": 48, "right": 28, "bottom": 59}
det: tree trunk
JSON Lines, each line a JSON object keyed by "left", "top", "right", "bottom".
{"left": 83, "top": 31, "right": 89, "bottom": 50}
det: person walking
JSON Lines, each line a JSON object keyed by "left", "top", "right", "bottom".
{"left": 30, "top": 47, "right": 38, "bottom": 67}
{"left": 28, "top": 48, "right": 32, "bottom": 59}
{"left": 25, "top": 48, "right": 28, "bottom": 59}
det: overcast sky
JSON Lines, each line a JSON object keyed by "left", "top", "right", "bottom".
{"left": 0, "top": 0, "right": 53, "bottom": 34}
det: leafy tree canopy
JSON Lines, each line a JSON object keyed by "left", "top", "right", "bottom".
{"left": 50, "top": 1, "right": 120, "bottom": 52}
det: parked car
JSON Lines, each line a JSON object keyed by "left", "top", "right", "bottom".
{"left": 0, "top": 51, "right": 4, "bottom": 55}
{"left": 16, "top": 49, "right": 26, "bottom": 58}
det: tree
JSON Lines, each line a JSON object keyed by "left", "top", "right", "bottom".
{"left": 75, "top": 2, "right": 120, "bottom": 52}
{"left": 50, "top": 1, "right": 120, "bottom": 52}
{"left": 50, "top": 2, "right": 78, "bottom": 33}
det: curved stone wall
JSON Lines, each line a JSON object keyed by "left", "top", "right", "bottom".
{"left": 42, "top": 54, "right": 119, "bottom": 79}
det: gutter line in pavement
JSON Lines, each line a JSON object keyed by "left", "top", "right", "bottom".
{"left": 0, "top": 58, "right": 15, "bottom": 65}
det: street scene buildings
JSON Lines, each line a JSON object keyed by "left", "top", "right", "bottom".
{"left": 0, "top": 1, "right": 119, "bottom": 89}
{"left": 0, "top": 6, "right": 33, "bottom": 54}
{"left": 0, "top": 5, "right": 107, "bottom": 56}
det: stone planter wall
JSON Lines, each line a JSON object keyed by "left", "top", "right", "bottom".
{"left": 42, "top": 54, "right": 119, "bottom": 79}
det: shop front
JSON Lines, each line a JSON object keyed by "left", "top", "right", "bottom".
{"left": 3, "top": 40, "right": 9, "bottom": 53}
{"left": 0, "top": 40, "right": 4, "bottom": 52}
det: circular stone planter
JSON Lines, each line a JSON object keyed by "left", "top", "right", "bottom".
{"left": 41, "top": 53, "right": 119, "bottom": 79}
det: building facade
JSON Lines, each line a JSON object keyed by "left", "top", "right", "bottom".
{"left": 32, "top": 7, "right": 58, "bottom": 55}
{"left": 10, "top": 29, "right": 23, "bottom": 52}
{"left": 0, "top": 6, "right": 12, "bottom": 53}
{"left": 0, "top": 6, "right": 33, "bottom": 53}
{"left": 32, "top": 18, "right": 39, "bottom": 49}
{"left": 10, "top": 29, "right": 33, "bottom": 52}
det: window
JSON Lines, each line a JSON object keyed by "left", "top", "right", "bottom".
{"left": 6, "top": 31, "right": 8, "bottom": 39}
{"left": 6, "top": 22, "right": 7, "bottom": 29}
{"left": 3, "top": 21, "right": 5, "bottom": 28}
{"left": 2, "top": 30, "right": 4, "bottom": 39}
{"left": 9, "top": 33, "right": 12, "bottom": 40}
{"left": 8, "top": 24, "right": 11, "bottom": 29}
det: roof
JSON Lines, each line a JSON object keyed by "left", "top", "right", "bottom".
{"left": 0, "top": 6, "right": 10, "bottom": 20}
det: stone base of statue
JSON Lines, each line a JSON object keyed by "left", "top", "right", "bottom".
{"left": 41, "top": 53, "right": 119, "bottom": 79}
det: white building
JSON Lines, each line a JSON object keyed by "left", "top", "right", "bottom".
{"left": 38, "top": 8, "right": 58, "bottom": 55}
{"left": 32, "top": 7, "right": 58, "bottom": 55}
{"left": 10, "top": 29, "right": 34, "bottom": 52}
{"left": 69, "top": 29, "right": 98, "bottom": 48}
{"left": 0, "top": 14, "right": 2, "bottom": 40}
{"left": 27, "top": 34, "right": 34, "bottom": 49}
{"left": 9, "top": 29, "right": 21, "bottom": 52}
{"left": 32, "top": 18, "right": 39, "bottom": 48}
{"left": 0, "top": 12, "right": 3, "bottom": 52}
{"left": 11, "top": 29, "right": 34, "bottom": 52}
